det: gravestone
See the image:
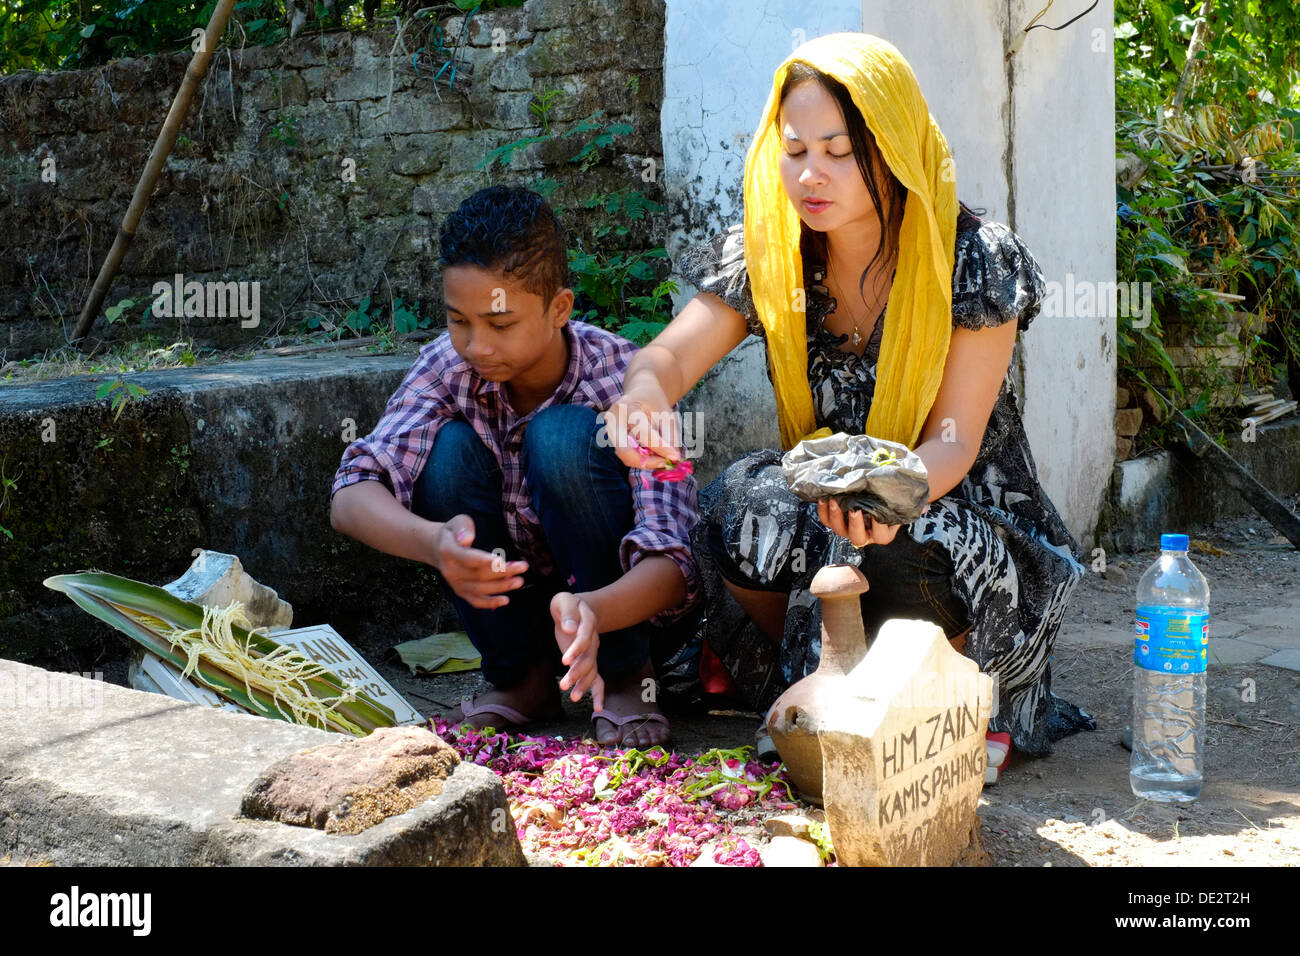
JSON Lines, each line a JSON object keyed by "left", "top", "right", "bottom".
{"left": 818, "top": 618, "right": 993, "bottom": 866}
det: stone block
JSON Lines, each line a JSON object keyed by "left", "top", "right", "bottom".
{"left": 291, "top": 101, "right": 358, "bottom": 148}
{"left": 327, "top": 67, "right": 385, "bottom": 103}
{"left": 1139, "top": 387, "right": 1167, "bottom": 424}
{"left": 163, "top": 549, "right": 293, "bottom": 630}
{"left": 1258, "top": 647, "right": 1300, "bottom": 671}
{"left": 266, "top": 71, "right": 310, "bottom": 108}
{"left": 1115, "top": 407, "right": 1143, "bottom": 437}
{"left": 1116, "top": 436, "right": 1133, "bottom": 461}
{"left": 444, "top": 8, "right": 530, "bottom": 47}
{"left": 489, "top": 53, "right": 533, "bottom": 92}
{"left": 1116, "top": 386, "right": 1130, "bottom": 408}
{"left": 390, "top": 134, "right": 450, "bottom": 176}
{"left": 524, "top": 0, "right": 575, "bottom": 31}
{"left": 273, "top": 40, "right": 331, "bottom": 69}
{"left": 1258, "top": 648, "right": 1300, "bottom": 672}
{"left": 760, "top": 835, "right": 823, "bottom": 867}
{"left": 0, "top": 659, "right": 524, "bottom": 866}
{"left": 1206, "top": 639, "right": 1275, "bottom": 666}
{"left": 447, "top": 129, "right": 508, "bottom": 175}
{"left": 241, "top": 726, "right": 460, "bottom": 834}
{"left": 763, "top": 812, "right": 822, "bottom": 839}
{"left": 360, "top": 96, "right": 464, "bottom": 136}
{"left": 490, "top": 91, "right": 539, "bottom": 131}
{"left": 818, "top": 618, "right": 993, "bottom": 867}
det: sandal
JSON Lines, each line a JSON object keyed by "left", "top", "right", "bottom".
{"left": 591, "top": 709, "right": 671, "bottom": 748}
{"left": 453, "top": 692, "right": 561, "bottom": 732}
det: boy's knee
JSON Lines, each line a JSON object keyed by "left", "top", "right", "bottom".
{"left": 522, "top": 405, "right": 604, "bottom": 487}
{"left": 525, "top": 405, "right": 600, "bottom": 450}
{"left": 414, "top": 421, "right": 495, "bottom": 515}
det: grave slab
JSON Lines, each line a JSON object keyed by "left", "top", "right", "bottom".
{"left": 818, "top": 618, "right": 993, "bottom": 867}
{"left": 0, "top": 659, "right": 524, "bottom": 866}
{"left": 1258, "top": 649, "right": 1300, "bottom": 672}
{"left": 1207, "top": 639, "right": 1279, "bottom": 666}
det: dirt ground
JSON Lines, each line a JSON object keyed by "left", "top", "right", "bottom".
{"left": 68, "top": 507, "right": 1298, "bottom": 867}
{"left": 372, "top": 509, "right": 1300, "bottom": 867}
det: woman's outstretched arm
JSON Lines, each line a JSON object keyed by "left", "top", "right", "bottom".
{"left": 915, "top": 320, "right": 1020, "bottom": 500}
{"left": 605, "top": 291, "right": 750, "bottom": 469}
{"left": 819, "top": 320, "right": 1018, "bottom": 548}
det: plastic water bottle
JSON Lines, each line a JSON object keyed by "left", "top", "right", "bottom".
{"left": 1130, "top": 533, "right": 1210, "bottom": 802}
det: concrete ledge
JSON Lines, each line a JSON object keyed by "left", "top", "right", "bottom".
{"left": 0, "top": 660, "right": 525, "bottom": 866}
{"left": 1096, "top": 416, "right": 1300, "bottom": 552}
{"left": 0, "top": 352, "right": 440, "bottom": 666}
{"left": 0, "top": 343, "right": 781, "bottom": 666}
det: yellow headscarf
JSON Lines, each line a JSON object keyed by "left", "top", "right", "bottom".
{"left": 743, "top": 33, "right": 957, "bottom": 450}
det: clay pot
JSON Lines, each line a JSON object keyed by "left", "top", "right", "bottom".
{"left": 765, "top": 564, "right": 870, "bottom": 805}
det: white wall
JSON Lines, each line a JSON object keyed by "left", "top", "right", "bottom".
{"left": 661, "top": 0, "right": 861, "bottom": 242}
{"left": 860, "top": 0, "right": 1011, "bottom": 220}
{"left": 1008, "top": 0, "right": 1116, "bottom": 551}
{"left": 662, "top": 0, "right": 862, "bottom": 470}
{"left": 661, "top": 0, "right": 1116, "bottom": 547}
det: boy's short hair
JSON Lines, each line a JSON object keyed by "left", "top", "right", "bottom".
{"left": 438, "top": 185, "right": 570, "bottom": 305}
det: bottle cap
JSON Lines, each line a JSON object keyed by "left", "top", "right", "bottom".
{"left": 1160, "top": 533, "right": 1190, "bottom": 551}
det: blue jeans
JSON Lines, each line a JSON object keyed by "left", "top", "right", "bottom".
{"left": 411, "top": 405, "right": 656, "bottom": 688}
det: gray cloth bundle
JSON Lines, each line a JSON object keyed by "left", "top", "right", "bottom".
{"left": 780, "top": 432, "right": 930, "bottom": 526}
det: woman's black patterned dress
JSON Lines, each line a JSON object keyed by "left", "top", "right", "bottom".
{"left": 677, "top": 211, "right": 1095, "bottom": 756}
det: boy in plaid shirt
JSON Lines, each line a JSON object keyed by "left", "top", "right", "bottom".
{"left": 330, "top": 186, "right": 699, "bottom": 747}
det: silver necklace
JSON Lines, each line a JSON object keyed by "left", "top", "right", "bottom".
{"left": 827, "top": 265, "right": 895, "bottom": 347}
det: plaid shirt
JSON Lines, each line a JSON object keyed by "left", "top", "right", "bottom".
{"left": 331, "top": 320, "right": 700, "bottom": 625}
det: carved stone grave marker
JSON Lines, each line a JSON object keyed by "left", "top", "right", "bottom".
{"left": 819, "top": 618, "right": 993, "bottom": 866}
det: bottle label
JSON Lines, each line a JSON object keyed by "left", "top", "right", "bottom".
{"left": 1134, "top": 605, "right": 1209, "bottom": 674}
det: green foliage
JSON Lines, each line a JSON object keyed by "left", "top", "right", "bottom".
{"left": 268, "top": 111, "right": 299, "bottom": 148}
{"left": 0, "top": 1, "right": 529, "bottom": 74}
{"left": 529, "top": 89, "right": 563, "bottom": 134}
{"left": 1116, "top": 0, "right": 1300, "bottom": 446}
{"left": 391, "top": 296, "right": 422, "bottom": 334}
{"left": 104, "top": 297, "right": 142, "bottom": 325}
{"left": 301, "top": 294, "right": 433, "bottom": 343}
{"left": 94, "top": 378, "right": 149, "bottom": 421}
{"left": 477, "top": 113, "right": 674, "bottom": 345}
{"left": 342, "top": 293, "right": 375, "bottom": 335}
{"left": 168, "top": 444, "right": 191, "bottom": 475}
{"left": 0, "top": 456, "right": 18, "bottom": 542}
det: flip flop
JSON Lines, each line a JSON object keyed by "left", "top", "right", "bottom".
{"left": 455, "top": 693, "right": 561, "bottom": 732}
{"left": 591, "top": 709, "right": 671, "bottom": 748}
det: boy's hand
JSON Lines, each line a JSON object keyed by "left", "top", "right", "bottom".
{"left": 550, "top": 592, "right": 604, "bottom": 711}
{"left": 431, "top": 515, "right": 529, "bottom": 610}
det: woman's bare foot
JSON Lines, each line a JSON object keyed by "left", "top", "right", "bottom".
{"left": 593, "top": 660, "right": 670, "bottom": 749}
{"left": 441, "top": 656, "right": 561, "bottom": 731}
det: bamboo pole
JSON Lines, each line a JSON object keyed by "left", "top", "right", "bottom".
{"left": 1126, "top": 0, "right": 1215, "bottom": 193}
{"left": 1153, "top": 385, "right": 1300, "bottom": 549}
{"left": 1172, "top": 0, "right": 1216, "bottom": 113}
{"left": 71, "top": 0, "right": 238, "bottom": 345}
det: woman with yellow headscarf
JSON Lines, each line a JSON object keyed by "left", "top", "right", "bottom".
{"left": 606, "top": 33, "right": 1092, "bottom": 777}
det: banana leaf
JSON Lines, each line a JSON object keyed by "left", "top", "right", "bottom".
{"left": 44, "top": 571, "right": 397, "bottom": 735}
